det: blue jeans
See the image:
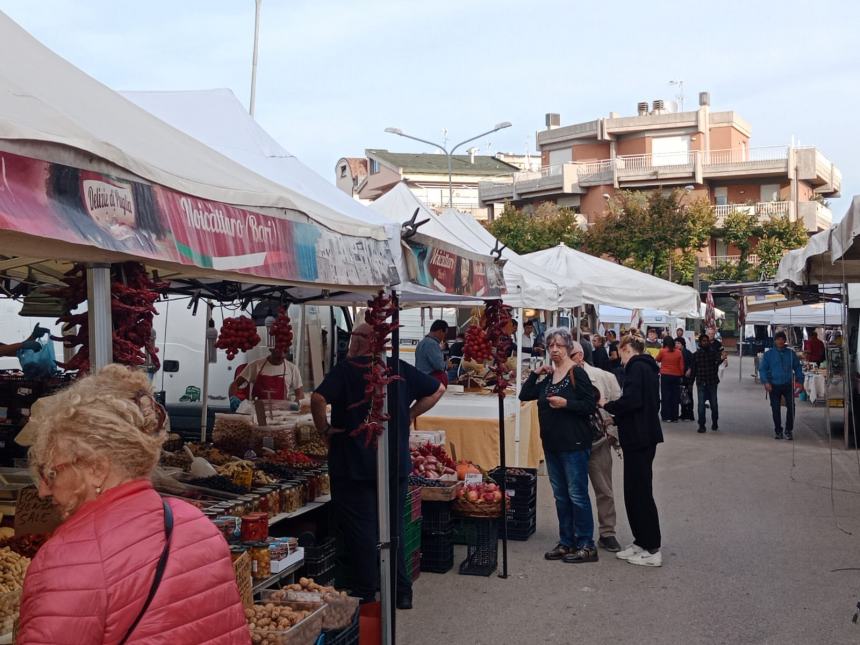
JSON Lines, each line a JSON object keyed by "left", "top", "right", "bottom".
{"left": 697, "top": 383, "right": 719, "bottom": 427}
{"left": 544, "top": 449, "right": 594, "bottom": 549}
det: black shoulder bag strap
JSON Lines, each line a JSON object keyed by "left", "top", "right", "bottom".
{"left": 119, "top": 500, "right": 174, "bottom": 645}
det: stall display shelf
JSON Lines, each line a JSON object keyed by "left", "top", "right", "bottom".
{"left": 252, "top": 555, "right": 305, "bottom": 594}
{"left": 268, "top": 495, "right": 331, "bottom": 526}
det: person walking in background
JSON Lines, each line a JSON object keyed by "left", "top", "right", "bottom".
{"left": 606, "top": 330, "right": 622, "bottom": 372}
{"left": 691, "top": 333, "right": 726, "bottom": 433}
{"left": 415, "top": 319, "right": 450, "bottom": 386}
{"left": 655, "top": 336, "right": 684, "bottom": 423}
{"left": 570, "top": 340, "right": 622, "bottom": 553}
{"left": 580, "top": 332, "right": 594, "bottom": 365}
{"left": 676, "top": 337, "right": 696, "bottom": 421}
{"left": 603, "top": 334, "right": 664, "bottom": 567}
{"left": 520, "top": 328, "right": 598, "bottom": 565}
{"left": 759, "top": 331, "right": 804, "bottom": 440}
{"left": 803, "top": 330, "right": 826, "bottom": 366}
{"left": 592, "top": 334, "right": 611, "bottom": 372}
{"left": 675, "top": 327, "right": 686, "bottom": 340}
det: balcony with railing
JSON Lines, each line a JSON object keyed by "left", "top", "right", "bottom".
{"left": 705, "top": 254, "right": 761, "bottom": 268}
{"left": 714, "top": 201, "right": 792, "bottom": 224}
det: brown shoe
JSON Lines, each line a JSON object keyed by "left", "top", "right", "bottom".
{"left": 563, "top": 545, "right": 599, "bottom": 564}
{"left": 544, "top": 543, "right": 572, "bottom": 560}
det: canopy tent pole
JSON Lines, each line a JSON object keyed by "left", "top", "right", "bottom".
{"left": 497, "top": 382, "right": 509, "bottom": 578}
{"left": 295, "top": 304, "right": 306, "bottom": 379}
{"left": 378, "top": 292, "right": 399, "bottom": 645}
{"left": 200, "top": 300, "right": 213, "bottom": 442}
{"left": 86, "top": 264, "right": 113, "bottom": 370}
{"left": 514, "top": 307, "right": 524, "bottom": 467}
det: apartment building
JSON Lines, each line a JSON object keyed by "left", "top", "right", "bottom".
{"left": 478, "top": 92, "right": 842, "bottom": 267}
{"left": 336, "top": 149, "right": 518, "bottom": 221}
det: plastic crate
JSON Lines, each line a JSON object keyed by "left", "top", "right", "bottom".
{"left": 419, "top": 531, "right": 454, "bottom": 573}
{"left": 458, "top": 518, "right": 498, "bottom": 577}
{"left": 504, "top": 517, "right": 536, "bottom": 541}
{"left": 489, "top": 467, "right": 537, "bottom": 499}
{"left": 321, "top": 606, "right": 359, "bottom": 645}
{"left": 421, "top": 501, "right": 454, "bottom": 534}
{"left": 402, "top": 487, "right": 422, "bottom": 524}
{"left": 403, "top": 518, "right": 422, "bottom": 558}
{"left": 302, "top": 536, "right": 337, "bottom": 583}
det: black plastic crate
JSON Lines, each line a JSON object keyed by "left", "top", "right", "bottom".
{"left": 506, "top": 521, "right": 536, "bottom": 541}
{"left": 489, "top": 467, "right": 537, "bottom": 494}
{"left": 421, "top": 501, "right": 454, "bottom": 534}
{"left": 458, "top": 518, "right": 498, "bottom": 577}
{"left": 301, "top": 536, "right": 337, "bottom": 582}
{"left": 322, "top": 607, "right": 360, "bottom": 645}
{"left": 420, "top": 531, "right": 454, "bottom": 573}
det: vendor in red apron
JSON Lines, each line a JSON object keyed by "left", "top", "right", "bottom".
{"left": 415, "top": 320, "right": 450, "bottom": 386}
{"left": 230, "top": 347, "right": 304, "bottom": 403}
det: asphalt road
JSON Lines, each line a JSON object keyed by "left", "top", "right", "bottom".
{"left": 398, "top": 370, "right": 860, "bottom": 645}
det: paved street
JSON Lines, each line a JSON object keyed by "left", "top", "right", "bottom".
{"left": 400, "top": 368, "right": 860, "bottom": 644}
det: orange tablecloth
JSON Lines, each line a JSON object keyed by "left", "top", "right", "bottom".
{"left": 415, "top": 400, "right": 543, "bottom": 469}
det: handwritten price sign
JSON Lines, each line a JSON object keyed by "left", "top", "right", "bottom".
{"left": 14, "top": 487, "right": 61, "bottom": 536}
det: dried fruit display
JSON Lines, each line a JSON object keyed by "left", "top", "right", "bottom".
{"left": 269, "top": 307, "right": 293, "bottom": 354}
{"left": 216, "top": 316, "right": 261, "bottom": 360}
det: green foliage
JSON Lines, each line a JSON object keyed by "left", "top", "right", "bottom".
{"left": 756, "top": 216, "right": 807, "bottom": 277}
{"left": 586, "top": 189, "right": 715, "bottom": 284}
{"left": 486, "top": 201, "right": 584, "bottom": 254}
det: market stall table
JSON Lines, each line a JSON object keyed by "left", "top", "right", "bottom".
{"left": 414, "top": 393, "right": 543, "bottom": 468}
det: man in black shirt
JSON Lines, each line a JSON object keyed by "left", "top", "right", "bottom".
{"left": 592, "top": 334, "right": 611, "bottom": 372}
{"left": 311, "top": 323, "right": 444, "bottom": 609}
{"left": 691, "top": 333, "right": 726, "bottom": 432}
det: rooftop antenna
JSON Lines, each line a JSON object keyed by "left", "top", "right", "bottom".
{"left": 669, "top": 79, "right": 685, "bottom": 111}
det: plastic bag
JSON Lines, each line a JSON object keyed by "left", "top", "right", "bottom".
{"left": 17, "top": 338, "right": 57, "bottom": 379}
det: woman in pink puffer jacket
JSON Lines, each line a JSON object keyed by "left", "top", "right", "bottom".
{"left": 17, "top": 365, "right": 250, "bottom": 644}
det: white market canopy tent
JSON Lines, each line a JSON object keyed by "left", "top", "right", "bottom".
{"left": 777, "top": 196, "right": 860, "bottom": 285}
{"left": 745, "top": 302, "right": 843, "bottom": 326}
{"left": 596, "top": 303, "right": 723, "bottom": 326}
{"left": 122, "top": 89, "right": 491, "bottom": 307}
{"left": 371, "top": 184, "right": 583, "bottom": 310}
{"left": 0, "top": 11, "right": 398, "bottom": 293}
{"left": 524, "top": 243, "right": 700, "bottom": 314}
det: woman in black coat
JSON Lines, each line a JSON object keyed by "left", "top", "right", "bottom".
{"left": 603, "top": 334, "right": 664, "bottom": 567}
{"left": 520, "top": 329, "right": 597, "bottom": 564}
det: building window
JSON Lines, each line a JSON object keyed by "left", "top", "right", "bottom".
{"left": 714, "top": 187, "right": 728, "bottom": 206}
{"left": 340, "top": 164, "right": 347, "bottom": 178}
{"left": 761, "top": 184, "right": 780, "bottom": 202}
{"left": 370, "top": 159, "right": 380, "bottom": 175}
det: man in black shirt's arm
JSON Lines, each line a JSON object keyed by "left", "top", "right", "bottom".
{"left": 311, "top": 323, "right": 444, "bottom": 610}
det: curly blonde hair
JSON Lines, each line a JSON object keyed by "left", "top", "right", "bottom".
{"left": 28, "top": 364, "right": 166, "bottom": 505}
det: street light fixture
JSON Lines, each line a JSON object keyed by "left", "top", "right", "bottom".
{"left": 384, "top": 122, "right": 513, "bottom": 208}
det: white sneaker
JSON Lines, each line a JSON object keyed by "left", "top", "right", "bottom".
{"left": 626, "top": 550, "right": 663, "bottom": 567}
{"left": 615, "top": 543, "right": 645, "bottom": 560}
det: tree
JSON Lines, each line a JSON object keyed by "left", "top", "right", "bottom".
{"left": 755, "top": 216, "right": 807, "bottom": 278}
{"left": 718, "top": 208, "right": 759, "bottom": 281}
{"left": 486, "top": 201, "right": 584, "bottom": 254}
{"left": 586, "top": 189, "right": 715, "bottom": 283}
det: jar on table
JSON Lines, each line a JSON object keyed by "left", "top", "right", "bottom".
{"left": 318, "top": 469, "right": 330, "bottom": 496}
{"left": 240, "top": 513, "right": 269, "bottom": 542}
{"left": 248, "top": 541, "right": 271, "bottom": 579}
{"left": 239, "top": 494, "right": 258, "bottom": 514}
{"left": 266, "top": 487, "right": 281, "bottom": 515}
{"left": 253, "top": 488, "right": 270, "bottom": 514}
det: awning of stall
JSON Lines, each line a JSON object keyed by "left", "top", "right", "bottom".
{"left": 777, "top": 196, "right": 860, "bottom": 285}
{"left": 745, "top": 302, "right": 843, "bottom": 326}
{"left": 524, "top": 243, "right": 700, "bottom": 314}
{"left": 0, "top": 12, "right": 396, "bottom": 293}
{"left": 371, "top": 184, "right": 582, "bottom": 309}
{"left": 118, "top": 88, "right": 488, "bottom": 305}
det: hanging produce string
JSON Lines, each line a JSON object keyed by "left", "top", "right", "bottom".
{"left": 348, "top": 290, "right": 400, "bottom": 448}
{"left": 481, "top": 298, "right": 513, "bottom": 579}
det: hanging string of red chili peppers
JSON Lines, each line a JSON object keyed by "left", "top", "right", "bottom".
{"left": 349, "top": 291, "right": 400, "bottom": 447}
{"left": 483, "top": 299, "right": 514, "bottom": 395}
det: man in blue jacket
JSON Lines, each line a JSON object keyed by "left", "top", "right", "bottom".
{"left": 758, "top": 331, "right": 804, "bottom": 440}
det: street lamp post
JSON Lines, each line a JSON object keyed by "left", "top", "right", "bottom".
{"left": 384, "top": 122, "right": 512, "bottom": 208}
{"left": 249, "top": 0, "right": 262, "bottom": 117}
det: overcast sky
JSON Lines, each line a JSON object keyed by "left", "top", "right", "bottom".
{"left": 2, "top": 0, "right": 858, "bottom": 217}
